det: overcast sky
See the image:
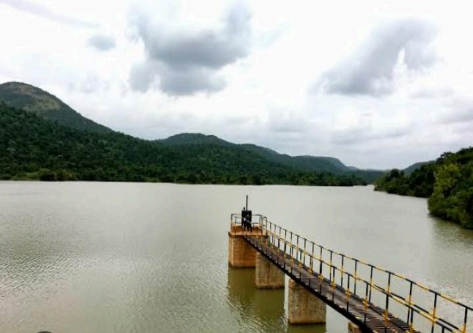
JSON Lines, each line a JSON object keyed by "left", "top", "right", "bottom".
{"left": 0, "top": 0, "right": 472, "bottom": 169}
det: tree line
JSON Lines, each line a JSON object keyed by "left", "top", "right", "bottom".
{"left": 375, "top": 148, "right": 473, "bottom": 228}
{"left": 0, "top": 103, "right": 367, "bottom": 187}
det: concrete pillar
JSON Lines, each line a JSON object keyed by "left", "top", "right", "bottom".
{"left": 255, "top": 252, "right": 285, "bottom": 288}
{"left": 288, "top": 278, "right": 326, "bottom": 324}
{"left": 348, "top": 322, "right": 362, "bottom": 333}
{"left": 228, "top": 225, "right": 262, "bottom": 268}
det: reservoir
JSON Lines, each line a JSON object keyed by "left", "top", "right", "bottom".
{"left": 1, "top": 182, "right": 472, "bottom": 332}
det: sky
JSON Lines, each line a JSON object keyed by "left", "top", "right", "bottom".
{"left": 0, "top": 0, "right": 472, "bottom": 169}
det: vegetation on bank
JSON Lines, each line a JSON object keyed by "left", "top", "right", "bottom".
{"left": 375, "top": 148, "right": 473, "bottom": 228}
{"left": 0, "top": 103, "right": 367, "bottom": 186}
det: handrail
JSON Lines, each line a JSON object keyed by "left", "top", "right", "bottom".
{"left": 231, "top": 214, "right": 472, "bottom": 333}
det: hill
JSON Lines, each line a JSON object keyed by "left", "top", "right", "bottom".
{"left": 158, "top": 133, "right": 232, "bottom": 146}
{"left": 158, "top": 133, "right": 384, "bottom": 182}
{"left": 0, "top": 102, "right": 368, "bottom": 186}
{"left": 0, "top": 82, "right": 111, "bottom": 133}
{"left": 403, "top": 161, "right": 432, "bottom": 175}
{"left": 0, "top": 81, "right": 383, "bottom": 183}
{"left": 375, "top": 149, "right": 473, "bottom": 228}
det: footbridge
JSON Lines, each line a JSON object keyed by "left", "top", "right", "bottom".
{"left": 228, "top": 213, "right": 472, "bottom": 333}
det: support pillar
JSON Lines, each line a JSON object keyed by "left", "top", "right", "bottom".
{"left": 228, "top": 225, "right": 261, "bottom": 268}
{"left": 255, "top": 252, "right": 285, "bottom": 288}
{"left": 288, "top": 278, "right": 326, "bottom": 324}
{"left": 348, "top": 322, "right": 361, "bottom": 333}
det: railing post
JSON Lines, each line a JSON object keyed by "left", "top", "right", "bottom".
{"left": 329, "top": 250, "right": 333, "bottom": 282}
{"left": 431, "top": 292, "right": 438, "bottom": 333}
{"left": 369, "top": 265, "right": 374, "bottom": 303}
{"left": 346, "top": 274, "right": 351, "bottom": 311}
{"left": 290, "top": 232, "right": 294, "bottom": 263}
{"left": 310, "top": 242, "right": 314, "bottom": 273}
{"left": 332, "top": 266, "right": 336, "bottom": 301}
{"left": 384, "top": 272, "right": 392, "bottom": 332}
{"left": 462, "top": 308, "right": 468, "bottom": 333}
{"left": 303, "top": 238, "right": 307, "bottom": 268}
{"left": 364, "top": 281, "right": 369, "bottom": 324}
{"left": 319, "top": 247, "right": 323, "bottom": 275}
{"left": 407, "top": 280, "right": 413, "bottom": 333}
{"left": 354, "top": 259, "right": 358, "bottom": 295}
{"left": 278, "top": 226, "right": 281, "bottom": 249}
{"left": 284, "top": 229, "right": 287, "bottom": 256}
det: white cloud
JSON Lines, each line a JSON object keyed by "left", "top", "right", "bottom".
{"left": 0, "top": 0, "right": 472, "bottom": 169}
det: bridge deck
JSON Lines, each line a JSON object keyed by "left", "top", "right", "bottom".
{"left": 244, "top": 234, "right": 415, "bottom": 333}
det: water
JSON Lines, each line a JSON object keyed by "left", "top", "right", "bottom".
{"left": 0, "top": 182, "right": 472, "bottom": 333}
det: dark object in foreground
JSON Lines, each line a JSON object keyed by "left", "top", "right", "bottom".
{"left": 241, "top": 195, "right": 253, "bottom": 231}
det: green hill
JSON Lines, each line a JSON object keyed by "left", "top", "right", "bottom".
{"left": 0, "top": 81, "right": 383, "bottom": 184}
{"left": 0, "top": 82, "right": 111, "bottom": 134}
{"left": 158, "top": 134, "right": 384, "bottom": 182}
{"left": 375, "top": 149, "right": 473, "bottom": 228}
{"left": 403, "top": 161, "right": 432, "bottom": 175}
{"left": 0, "top": 102, "right": 368, "bottom": 186}
{"left": 158, "top": 133, "right": 232, "bottom": 146}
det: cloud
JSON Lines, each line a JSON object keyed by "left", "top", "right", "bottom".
{"left": 0, "top": 0, "right": 98, "bottom": 29}
{"left": 87, "top": 34, "right": 116, "bottom": 51}
{"left": 267, "top": 109, "right": 309, "bottom": 133}
{"left": 316, "top": 19, "right": 438, "bottom": 97}
{"left": 128, "top": 3, "right": 252, "bottom": 96}
{"left": 332, "top": 126, "right": 411, "bottom": 145}
{"left": 411, "top": 87, "right": 454, "bottom": 99}
{"left": 437, "top": 98, "right": 473, "bottom": 124}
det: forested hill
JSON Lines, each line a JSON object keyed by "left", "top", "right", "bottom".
{"left": 0, "top": 82, "right": 383, "bottom": 182}
{"left": 0, "top": 103, "right": 369, "bottom": 186}
{"left": 375, "top": 149, "right": 473, "bottom": 228}
{"left": 159, "top": 133, "right": 384, "bottom": 182}
{"left": 0, "top": 82, "right": 111, "bottom": 134}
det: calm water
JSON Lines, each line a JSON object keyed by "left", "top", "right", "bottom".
{"left": 1, "top": 182, "right": 472, "bottom": 333}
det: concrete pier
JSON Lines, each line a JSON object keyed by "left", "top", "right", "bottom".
{"left": 255, "top": 253, "right": 285, "bottom": 288}
{"left": 228, "top": 225, "right": 262, "bottom": 267}
{"left": 288, "top": 278, "right": 326, "bottom": 324}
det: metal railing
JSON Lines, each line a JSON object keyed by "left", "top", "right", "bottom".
{"left": 230, "top": 213, "right": 265, "bottom": 229}
{"left": 230, "top": 214, "right": 472, "bottom": 333}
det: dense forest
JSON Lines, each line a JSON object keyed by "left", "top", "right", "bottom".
{"left": 375, "top": 149, "right": 473, "bottom": 228}
{"left": 0, "top": 82, "right": 383, "bottom": 184}
{"left": 0, "top": 103, "right": 368, "bottom": 186}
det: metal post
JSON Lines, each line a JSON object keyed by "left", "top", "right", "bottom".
{"left": 347, "top": 274, "right": 351, "bottom": 311}
{"left": 329, "top": 250, "right": 333, "bottom": 282}
{"left": 284, "top": 229, "right": 287, "bottom": 256}
{"left": 278, "top": 227, "right": 281, "bottom": 249}
{"left": 431, "top": 292, "right": 438, "bottom": 333}
{"left": 354, "top": 259, "right": 358, "bottom": 295}
{"left": 462, "top": 307, "right": 468, "bottom": 333}
{"left": 310, "top": 242, "right": 314, "bottom": 273}
{"left": 303, "top": 238, "right": 307, "bottom": 267}
{"left": 369, "top": 265, "right": 374, "bottom": 303}
{"left": 332, "top": 266, "right": 336, "bottom": 302}
{"left": 319, "top": 247, "right": 323, "bottom": 275}
{"left": 407, "top": 281, "right": 413, "bottom": 330}
{"left": 384, "top": 272, "right": 392, "bottom": 331}
{"left": 364, "top": 281, "right": 369, "bottom": 324}
{"left": 290, "top": 232, "right": 293, "bottom": 260}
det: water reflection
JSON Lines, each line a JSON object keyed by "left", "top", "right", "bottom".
{"left": 227, "top": 267, "right": 326, "bottom": 333}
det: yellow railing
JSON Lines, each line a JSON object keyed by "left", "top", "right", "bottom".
{"left": 230, "top": 214, "right": 472, "bottom": 333}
